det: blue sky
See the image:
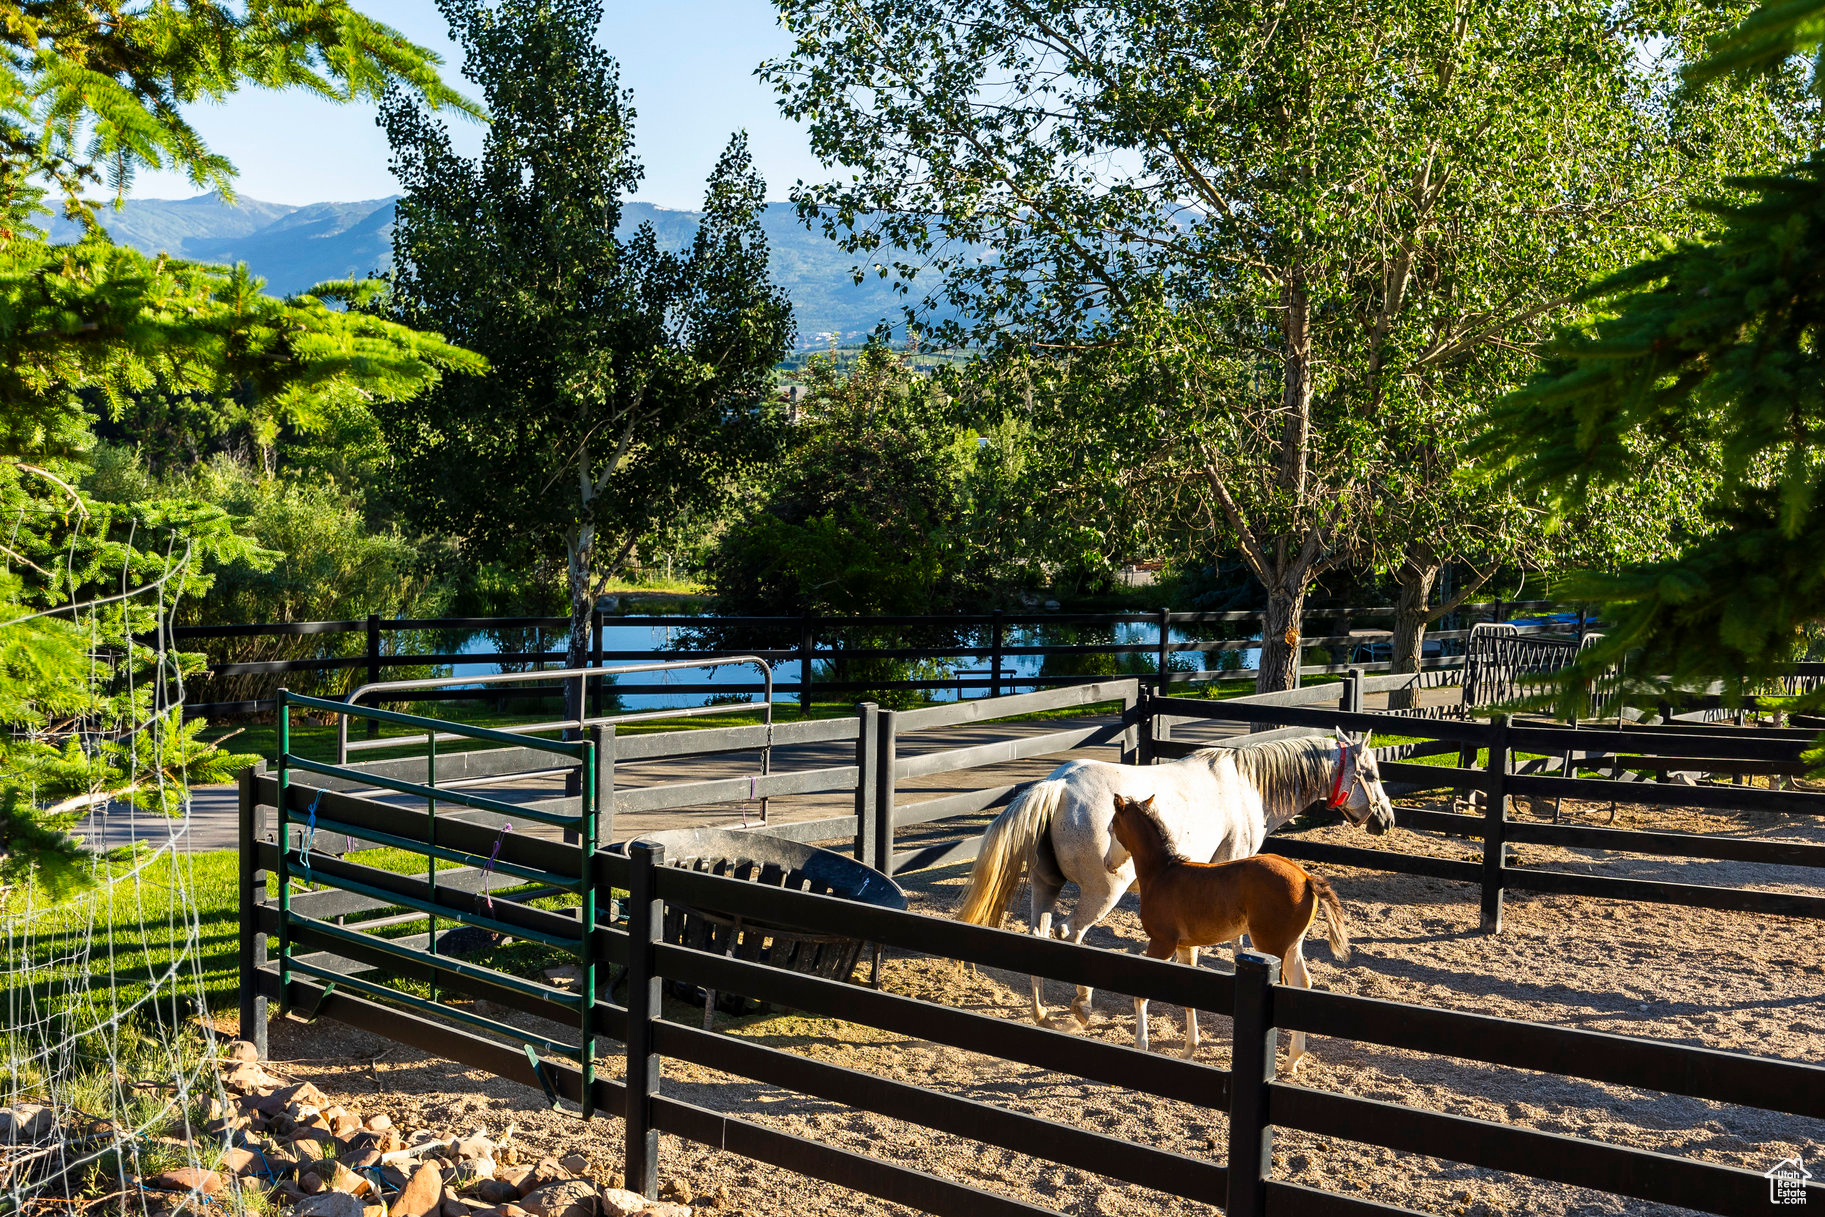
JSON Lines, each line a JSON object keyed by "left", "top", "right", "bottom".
{"left": 127, "top": 1, "right": 823, "bottom": 210}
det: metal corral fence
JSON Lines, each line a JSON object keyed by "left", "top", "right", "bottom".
{"left": 240, "top": 669, "right": 1825, "bottom": 1215}
{"left": 181, "top": 599, "right": 1578, "bottom": 717}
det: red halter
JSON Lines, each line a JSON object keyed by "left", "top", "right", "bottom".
{"left": 1327, "top": 742, "right": 1352, "bottom": 809}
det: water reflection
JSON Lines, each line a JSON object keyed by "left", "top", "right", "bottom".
{"left": 431, "top": 617, "right": 1282, "bottom": 710}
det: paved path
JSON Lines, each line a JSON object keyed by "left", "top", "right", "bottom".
{"left": 74, "top": 682, "right": 1469, "bottom": 856}
{"left": 74, "top": 784, "right": 243, "bottom": 852}
{"left": 71, "top": 713, "right": 1260, "bottom": 854}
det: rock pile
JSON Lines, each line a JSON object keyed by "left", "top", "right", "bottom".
{"left": 135, "top": 1042, "right": 699, "bottom": 1217}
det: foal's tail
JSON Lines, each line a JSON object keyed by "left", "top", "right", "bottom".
{"left": 1309, "top": 874, "right": 1352, "bottom": 962}
{"left": 955, "top": 779, "right": 1066, "bottom": 928}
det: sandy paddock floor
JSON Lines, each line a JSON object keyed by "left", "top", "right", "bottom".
{"left": 254, "top": 793, "right": 1825, "bottom": 1217}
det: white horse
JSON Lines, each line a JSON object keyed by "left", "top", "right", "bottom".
{"left": 955, "top": 731, "right": 1394, "bottom": 1027}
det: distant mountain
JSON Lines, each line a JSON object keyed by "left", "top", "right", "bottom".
{"left": 51, "top": 194, "right": 942, "bottom": 347}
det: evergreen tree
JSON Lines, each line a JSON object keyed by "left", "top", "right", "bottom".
{"left": 0, "top": 2, "right": 483, "bottom": 889}
{"left": 1479, "top": 0, "right": 1825, "bottom": 711}
{"left": 0, "top": 0, "right": 479, "bottom": 225}
{"left": 380, "top": 0, "right": 794, "bottom": 709}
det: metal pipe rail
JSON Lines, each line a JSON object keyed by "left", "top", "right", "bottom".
{"left": 335, "top": 655, "right": 775, "bottom": 763}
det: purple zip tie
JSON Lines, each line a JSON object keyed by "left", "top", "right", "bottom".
{"left": 481, "top": 823, "right": 514, "bottom": 912}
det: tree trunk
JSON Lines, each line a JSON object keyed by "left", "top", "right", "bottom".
{"left": 1256, "top": 581, "right": 1306, "bottom": 694}
{"left": 1252, "top": 268, "right": 1315, "bottom": 696}
{"left": 565, "top": 525, "right": 595, "bottom": 725}
{"left": 1389, "top": 559, "right": 1439, "bottom": 710}
{"left": 1278, "top": 272, "right": 1312, "bottom": 496}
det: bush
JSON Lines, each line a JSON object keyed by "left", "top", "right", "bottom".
{"left": 707, "top": 343, "right": 973, "bottom": 619}
{"left": 86, "top": 448, "right": 443, "bottom": 708}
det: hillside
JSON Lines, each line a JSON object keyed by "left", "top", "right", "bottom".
{"left": 49, "top": 195, "right": 944, "bottom": 346}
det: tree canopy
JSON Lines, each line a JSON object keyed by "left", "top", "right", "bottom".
{"left": 380, "top": 0, "right": 794, "bottom": 691}
{"left": 764, "top": 0, "right": 1809, "bottom": 689}
{"left": 0, "top": 0, "right": 479, "bottom": 225}
{"left": 0, "top": 0, "right": 483, "bottom": 890}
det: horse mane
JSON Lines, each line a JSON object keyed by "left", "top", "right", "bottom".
{"left": 1196, "top": 736, "right": 1334, "bottom": 825}
{"left": 1123, "top": 796, "right": 1191, "bottom": 863}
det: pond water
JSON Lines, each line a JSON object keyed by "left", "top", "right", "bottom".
{"left": 427, "top": 612, "right": 1575, "bottom": 710}
{"left": 432, "top": 618, "right": 1313, "bottom": 711}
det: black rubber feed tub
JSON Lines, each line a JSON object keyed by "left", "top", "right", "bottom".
{"left": 632, "top": 827, "right": 908, "bottom": 1016}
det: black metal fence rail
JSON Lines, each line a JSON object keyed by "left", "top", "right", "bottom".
{"left": 625, "top": 855, "right": 1825, "bottom": 1217}
{"left": 635, "top": 849, "right": 1242, "bottom": 1214}
{"left": 1147, "top": 692, "right": 1825, "bottom": 928}
{"left": 175, "top": 599, "right": 1576, "bottom": 716}
{"left": 1253, "top": 951, "right": 1825, "bottom": 1217}
{"left": 238, "top": 813, "right": 1825, "bottom": 1216}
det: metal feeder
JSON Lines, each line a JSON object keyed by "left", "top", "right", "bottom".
{"left": 631, "top": 827, "right": 907, "bottom": 1019}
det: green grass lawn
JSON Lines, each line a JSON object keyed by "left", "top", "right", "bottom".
{"left": 3, "top": 844, "right": 497, "bottom": 1028}
{"left": 4, "top": 850, "right": 243, "bottom": 1047}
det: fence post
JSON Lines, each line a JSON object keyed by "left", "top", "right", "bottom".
{"left": 1119, "top": 681, "right": 1141, "bottom": 765}
{"left": 1156, "top": 607, "right": 1173, "bottom": 693}
{"left": 1481, "top": 713, "right": 1511, "bottom": 933}
{"left": 871, "top": 710, "right": 897, "bottom": 875}
{"left": 1734, "top": 709, "right": 1746, "bottom": 786}
{"left": 1136, "top": 687, "right": 1156, "bottom": 765}
{"left": 799, "top": 612, "right": 815, "bottom": 717}
{"left": 1343, "top": 666, "right": 1364, "bottom": 714}
{"left": 1226, "top": 951, "right": 1281, "bottom": 1217}
{"left": 590, "top": 607, "right": 605, "bottom": 719}
{"left": 590, "top": 725, "right": 615, "bottom": 845}
{"left": 624, "top": 841, "right": 665, "bottom": 1199}
{"left": 364, "top": 612, "right": 381, "bottom": 738}
{"left": 990, "top": 609, "right": 1004, "bottom": 700}
{"left": 853, "top": 703, "right": 878, "bottom": 865}
{"left": 237, "top": 764, "right": 269, "bottom": 1060}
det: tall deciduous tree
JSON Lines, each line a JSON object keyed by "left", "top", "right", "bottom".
{"left": 380, "top": 0, "right": 794, "bottom": 704}
{"left": 764, "top": 0, "right": 1804, "bottom": 690}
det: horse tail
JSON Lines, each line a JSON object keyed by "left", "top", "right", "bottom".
{"left": 955, "top": 779, "right": 1066, "bottom": 928}
{"left": 1309, "top": 873, "right": 1352, "bottom": 962}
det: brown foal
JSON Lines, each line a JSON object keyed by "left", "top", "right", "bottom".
{"left": 1111, "top": 793, "right": 1351, "bottom": 1071}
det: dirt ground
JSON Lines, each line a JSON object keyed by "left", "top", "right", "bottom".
{"left": 247, "top": 791, "right": 1825, "bottom": 1217}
